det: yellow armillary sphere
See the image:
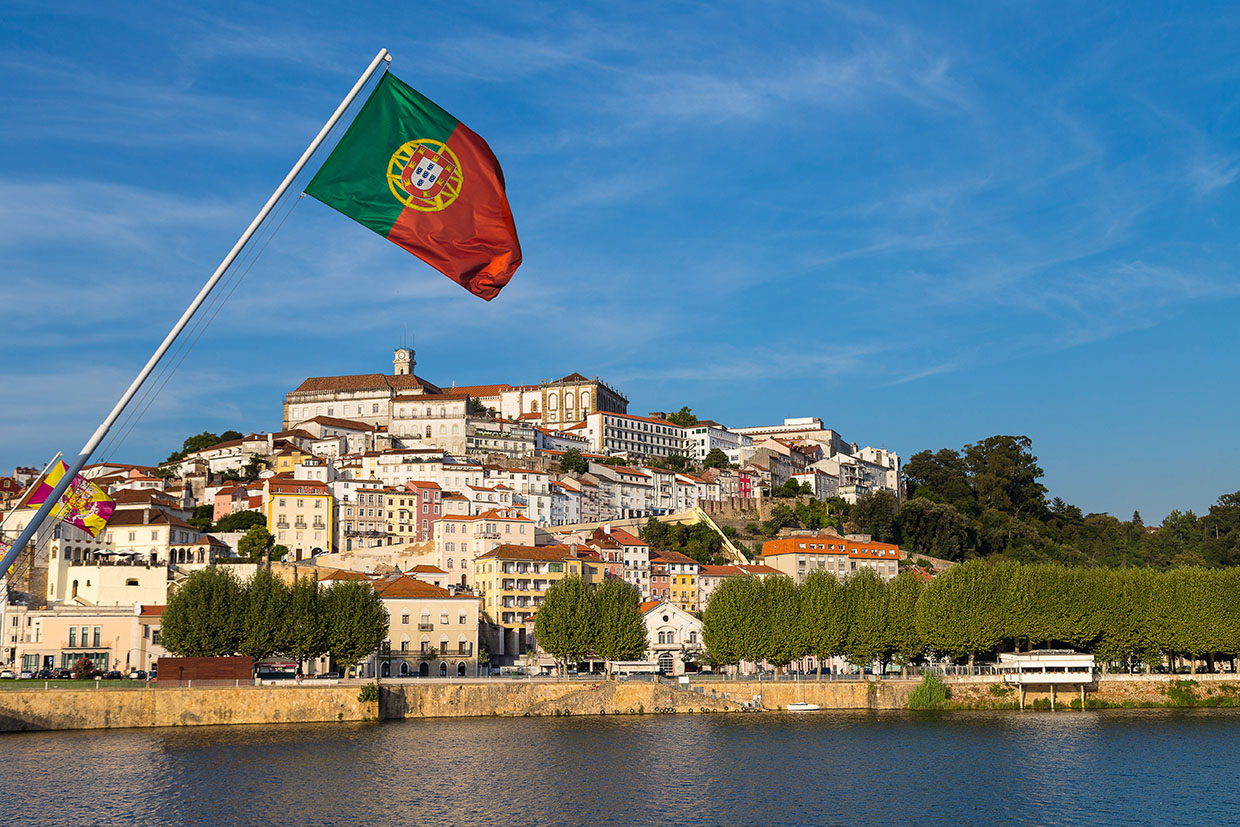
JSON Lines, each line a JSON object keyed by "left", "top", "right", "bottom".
{"left": 387, "top": 139, "right": 463, "bottom": 212}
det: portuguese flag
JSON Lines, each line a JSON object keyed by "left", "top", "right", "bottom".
{"left": 306, "top": 72, "right": 521, "bottom": 300}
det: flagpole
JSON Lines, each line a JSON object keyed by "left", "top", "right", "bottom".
{"left": 0, "top": 48, "right": 393, "bottom": 579}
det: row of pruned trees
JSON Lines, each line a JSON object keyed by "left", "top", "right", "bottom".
{"left": 703, "top": 561, "right": 1240, "bottom": 674}
{"left": 533, "top": 577, "right": 648, "bottom": 673}
{"left": 703, "top": 569, "right": 926, "bottom": 675}
{"left": 160, "top": 567, "right": 388, "bottom": 671}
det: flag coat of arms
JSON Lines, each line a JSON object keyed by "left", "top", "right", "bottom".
{"left": 306, "top": 72, "right": 522, "bottom": 301}
{"left": 25, "top": 461, "right": 116, "bottom": 537}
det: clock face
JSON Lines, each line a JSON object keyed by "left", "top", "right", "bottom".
{"left": 397, "top": 349, "right": 411, "bottom": 357}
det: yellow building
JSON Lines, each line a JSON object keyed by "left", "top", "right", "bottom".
{"left": 265, "top": 478, "right": 333, "bottom": 560}
{"left": 473, "top": 544, "right": 586, "bottom": 655}
{"left": 651, "top": 549, "right": 700, "bottom": 612}
{"left": 372, "top": 574, "right": 479, "bottom": 678}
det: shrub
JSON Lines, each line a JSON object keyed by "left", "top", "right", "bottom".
{"left": 907, "top": 674, "right": 949, "bottom": 710}
{"left": 357, "top": 682, "right": 379, "bottom": 703}
{"left": 72, "top": 657, "right": 94, "bottom": 680}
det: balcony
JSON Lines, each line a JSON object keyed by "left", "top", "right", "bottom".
{"left": 276, "top": 521, "right": 290, "bottom": 529}
{"left": 418, "top": 623, "right": 434, "bottom": 631}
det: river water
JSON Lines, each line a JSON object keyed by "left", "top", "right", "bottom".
{"left": 2, "top": 710, "right": 1237, "bottom": 826}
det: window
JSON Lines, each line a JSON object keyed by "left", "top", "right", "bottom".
{"left": 69, "top": 627, "right": 76, "bottom": 646}
{"left": 447, "top": 559, "right": 455, "bottom": 569}
{"left": 426, "top": 426, "right": 432, "bottom": 438}
{"left": 459, "top": 614, "right": 467, "bottom": 625}
{"left": 93, "top": 627, "right": 101, "bottom": 647}
{"left": 401, "top": 613, "right": 410, "bottom": 625}
{"left": 373, "top": 403, "right": 380, "bottom": 414}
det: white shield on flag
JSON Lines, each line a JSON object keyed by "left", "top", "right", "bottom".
{"left": 400, "top": 144, "right": 455, "bottom": 201}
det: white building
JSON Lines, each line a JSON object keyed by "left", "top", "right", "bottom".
{"left": 684, "top": 420, "right": 750, "bottom": 464}
{"left": 641, "top": 600, "right": 704, "bottom": 676}
{"left": 570, "top": 412, "right": 688, "bottom": 460}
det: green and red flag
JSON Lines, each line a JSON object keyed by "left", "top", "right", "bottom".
{"left": 306, "top": 72, "right": 521, "bottom": 300}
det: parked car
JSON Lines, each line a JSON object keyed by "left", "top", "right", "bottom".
{"left": 104, "top": 670, "right": 123, "bottom": 680}
{"left": 128, "top": 669, "right": 147, "bottom": 680}
{"left": 19, "top": 670, "right": 33, "bottom": 679}
{"left": 35, "top": 669, "right": 53, "bottom": 680}
{"left": 52, "top": 668, "right": 72, "bottom": 679}
{"left": 314, "top": 671, "right": 340, "bottom": 680}
{"left": 0, "top": 669, "right": 14, "bottom": 679}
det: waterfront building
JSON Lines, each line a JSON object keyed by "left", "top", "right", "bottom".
{"left": 640, "top": 600, "right": 704, "bottom": 676}
{"left": 13, "top": 604, "right": 167, "bottom": 674}
{"left": 372, "top": 574, "right": 478, "bottom": 678}
{"left": 684, "top": 420, "right": 750, "bottom": 465}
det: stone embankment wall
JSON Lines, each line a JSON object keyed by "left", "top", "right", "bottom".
{"left": 697, "top": 679, "right": 916, "bottom": 710}
{"left": 0, "top": 685, "right": 376, "bottom": 733}
{"left": 380, "top": 680, "right": 742, "bottom": 719}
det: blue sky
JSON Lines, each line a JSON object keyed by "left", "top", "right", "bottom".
{"left": 1, "top": 1, "right": 1237, "bottom": 522}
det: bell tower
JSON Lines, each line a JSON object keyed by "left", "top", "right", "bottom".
{"left": 394, "top": 347, "right": 415, "bottom": 376}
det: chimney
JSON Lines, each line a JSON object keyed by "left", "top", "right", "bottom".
{"left": 569, "top": 543, "right": 579, "bottom": 558}
{"left": 603, "top": 524, "right": 612, "bottom": 536}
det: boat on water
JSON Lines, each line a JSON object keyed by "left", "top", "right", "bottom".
{"left": 786, "top": 702, "right": 820, "bottom": 711}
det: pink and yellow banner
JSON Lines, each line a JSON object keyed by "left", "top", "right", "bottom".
{"left": 0, "top": 537, "right": 12, "bottom": 576}
{"left": 25, "top": 461, "right": 115, "bottom": 538}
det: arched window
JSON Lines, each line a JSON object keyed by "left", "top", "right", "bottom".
{"left": 439, "top": 425, "right": 446, "bottom": 435}
{"left": 581, "top": 391, "right": 590, "bottom": 411}
{"left": 425, "top": 426, "right": 432, "bottom": 438}
{"left": 452, "top": 424, "right": 459, "bottom": 434}
{"left": 531, "top": 401, "right": 539, "bottom": 413}
{"left": 401, "top": 613, "right": 410, "bottom": 625}
{"left": 548, "top": 395, "right": 558, "bottom": 411}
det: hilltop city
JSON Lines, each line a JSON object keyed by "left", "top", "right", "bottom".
{"left": 0, "top": 348, "right": 906, "bottom": 678}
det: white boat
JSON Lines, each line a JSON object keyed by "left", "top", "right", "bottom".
{"left": 786, "top": 702, "right": 820, "bottom": 711}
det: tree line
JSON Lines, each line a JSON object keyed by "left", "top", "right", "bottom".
{"left": 533, "top": 577, "right": 648, "bottom": 672}
{"left": 743, "top": 433, "right": 1240, "bottom": 569}
{"left": 703, "top": 561, "right": 1240, "bottom": 675}
{"left": 160, "top": 567, "right": 388, "bottom": 672}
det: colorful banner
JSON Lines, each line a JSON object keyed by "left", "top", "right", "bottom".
{"left": 0, "top": 537, "right": 11, "bottom": 577}
{"left": 25, "top": 461, "right": 115, "bottom": 537}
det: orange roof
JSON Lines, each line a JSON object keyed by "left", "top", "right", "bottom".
{"left": 298, "top": 415, "right": 378, "bottom": 431}
{"left": 447, "top": 383, "right": 512, "bottom": 398}
{"left": 405, "top": 480, "right": 442, "bottom": 490}
{"left": 138, "top": 605, "right": 166, "bottom": 617}
{"left": 761, "top": 535, "right": 903, "bottom": 559}
{"left": 375, "top": 574, "right": 460, "bottom": 599}
{"left": 639, "top": 600, "right": 661, "bottom": 614}
{"left": 411, "top": 564, "right": 446, "bottom": 573}
{"left": 318, "top": 569, "right": 370, "bottom": 582}
{"left": 699, "top": 565, "right": 744, "bottom": 577}
{"left": 739, "top": 564, "right": 781, "bottom": 575}
{"left": 651, "top": 549, "right": 698, "bottom": 566}
{"left": 476, "top": 544, "right": 577, "bottom": 562}
{"left": 292, "top": 373, "right": 441, "bottom": 394}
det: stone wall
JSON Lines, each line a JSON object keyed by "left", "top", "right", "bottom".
{"left": 0, "top": 685, "right": 375, "bottom": 733}
{"left": 694, "top": 679, "right": 916, "bottom": 710}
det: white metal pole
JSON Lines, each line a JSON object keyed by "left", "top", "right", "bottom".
{"left": 0, "top": 48, "right": 392, "bottom": 577}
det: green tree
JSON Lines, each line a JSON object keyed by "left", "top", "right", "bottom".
{"left": 916, "top": 559, "right": 1005, "bottom": 668}
{"left": 237, "top": 525, "right": 275, "bottom": 561}
{"left": 897, "top": 498, "right": 971, "bottom": 561}
{"left": 534, "top": 576, "right": 597, "bottom": 671}
{"left": 962, "top": 435, "right": 1047, "bottom": 519}
{"left": 220, "top": 429, "right": 244, "bottom": 441}
{"left": 903, "top": 448, "right": 977, "bottom": 515}
{"left": 241, "top": 454, "right": 266, "bottom": 482}
{"left": 281, "top": 576, "right": 328, "bottom": 667}
{"left": 1201, "top": 491, "right": 1240, "bottom": 567}
{"left": 161, "top": 567, "right": 243, "bottom": 657}
{"left": 558, "top": 448, "right": 589, "bottom": 474}
{"left": 760, "top": 576, "right": 806, "bottom": 670}
{"left": 238, "top": 568, "right": 290, "bottom": 659}
{"left": 800, "top": 570, "right": 847, "bottom": 676}
{"left": 189, "top": 504, "right": 215, "bottom": 532}
{"left": 850, "top": 490, "right": 899, "bottom": 543}
{"left": 703, "top": 576, "right": 761, "bottom": 669}
{"left": 665, "top": 453, "right": 690, "bottom": 472}
{"left": 594, "top": 578, "right": 647, "bottom": 668}
{"left": 213, "top": 510, "right": 266, "bottom": 533}
{"left": 842, "top": 569, "right": 889, "bottom": 673}
{"left": 666, "top": 406, "right": 698, "bottom": 428}
{"left": 324, "top": 580, "right": 389, "bottom": 675}
{"left": 703, "top": 448, "right": 729, "bottom": 469}
{"left": 885, "top": 572, "right": 925, "bottom": 675}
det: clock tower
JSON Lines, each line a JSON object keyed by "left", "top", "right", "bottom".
{"left": 393, "top": 348, "right": 415, "bottom": 376}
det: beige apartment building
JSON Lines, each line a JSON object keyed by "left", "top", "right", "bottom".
{"left": 759, "top": 534, "right": 902, "bottom": 583}
{"left": 370, "top": 574, "right": 479, "bottom": 678}
{"left": 473, "top": 544, "right": 591, "bottom": 656}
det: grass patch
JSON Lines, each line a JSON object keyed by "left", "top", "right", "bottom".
{"left": 989, "top": 683, "right": 1014, "bottom": 697}
{"left": 0, "top": 679, "right": 151, "bottom": 691}
{"left": 907, "top": 674, "right": 949, "bottom": 710}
